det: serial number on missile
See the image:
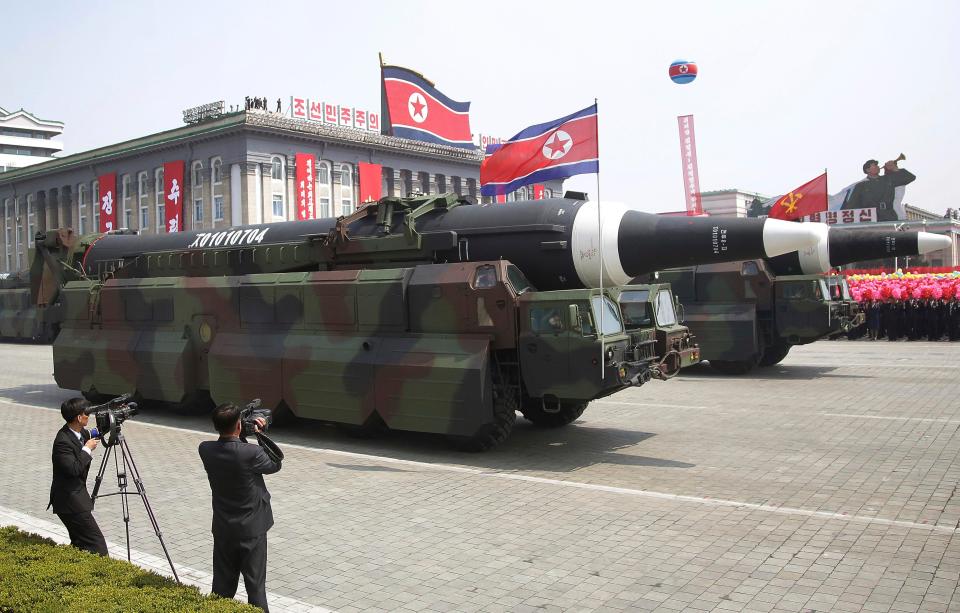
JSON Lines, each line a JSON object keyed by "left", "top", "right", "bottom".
{"left": 187, "top": 227, "right": 270, "bottom": 249}
{"left": 711, "top": 226, "right": 728, "bottom": 255}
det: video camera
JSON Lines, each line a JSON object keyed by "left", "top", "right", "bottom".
{"left": 85, "top": 393, "right": 138, "bottom": 447}
{"left": 240, "top": 399, "right": 284, "bottom": 464}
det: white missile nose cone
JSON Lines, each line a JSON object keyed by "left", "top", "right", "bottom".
{"left": 917, "top": 232, "right": 952, "bottom": 254}
{"left": 761, "top": 219, "right": 828, "bottom": 257}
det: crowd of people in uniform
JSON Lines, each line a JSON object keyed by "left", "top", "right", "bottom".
{"left": 846, "top": 271, "right": 960, "bottom": 341}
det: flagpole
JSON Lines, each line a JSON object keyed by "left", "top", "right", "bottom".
{"left": 594, "top": 98, "right": 604, "bottom": 380}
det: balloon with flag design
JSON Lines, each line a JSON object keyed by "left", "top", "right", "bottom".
{"left": 669, "top": 60, "right": 698, "bottom": 84}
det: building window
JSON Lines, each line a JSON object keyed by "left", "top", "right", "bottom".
{"left": 214, "top": 195, "right": 224, "bottom": 221}
{"left": 400, "top": 170, "right": 412, "bottom": 197}
{"left": 140, "top": 207, "right": 149, "bottom": 230}
{"left": 26, "top": 195, "right": 35, "bottom": 243}
{"left": 436, "top": 174, "right": 446, "bottom": 193}
{"left": 121, "top": 175, "right": 132, "bottom": 229}
{"left": 155, "top": 168, "right": 165, "bottom": 232}
{"left": 3, "top": 199, "right": 10, "bottom": 271}
{"left": 92, "top": 180, "right": 100, "bottom": 231}
{"left": 194, "top": 198, "right": 204, "bottom": 226}
{"left": 467, "top": 178, "right": 477, "bottom": 198}
{"left": 77, "top": 184, "right": 86, "bottom": 234}
{"left": 452, "top": 176, "right": 462, "bottom": 196}
{"left": 138, "top": 172, "right": 149, "bottom": 232}
{"left": 417, "top": 171, "right": 429, "bottom": 195}
{"left": 270, "top": 156, "right": 286, "bottom": 220}
{"left": 340, "top": 163, "right": 353, "bottom": 215}
{"left": 317, "top": 161, "right": 331, "bottom": 218}
{"left": 211, "top": 158, "right": 222, "bottom": 184}
{"left": 192, "top": 161, "right": 203, "bottom": 187}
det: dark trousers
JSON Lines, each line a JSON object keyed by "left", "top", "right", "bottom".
{"left": 213, "top": 532, "right": 269, "bottom": 612}
{"left": 56, "top": 511, "right": 108, "bottom": 556}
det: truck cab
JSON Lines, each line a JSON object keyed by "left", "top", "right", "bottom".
{"left": 611, "top": 284, "right": 700, "bottom": 377}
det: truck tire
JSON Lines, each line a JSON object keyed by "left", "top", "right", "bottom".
{"left": 453, "top": 393, "right": 517, "bottom": 451}
{"left": 758, "top": 343, "right": 791, "bottom": 367}
{"left": 521, "top": 400, "right": 587, "bottom": 427}
{"left": 708, "top": 359, "right": 756, "bottom": 375}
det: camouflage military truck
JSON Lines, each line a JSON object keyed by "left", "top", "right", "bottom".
{"left": 0, "top": 229, "right": 97, "bottom": 342}
{"left": 647, "top": 226, "right": 950, "bottom": 375}
{"left": 48, "top": 194, "right": 820, "bottom": 449}
{"left": 652, "top": 260, "right": 860, "bottom": 374}
{"left": 610, "top": 283, "right": 700, "bottom": 377}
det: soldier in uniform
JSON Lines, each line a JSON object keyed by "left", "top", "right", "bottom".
{"left": 842, "top": 159, "right": 916, "bottom": 222}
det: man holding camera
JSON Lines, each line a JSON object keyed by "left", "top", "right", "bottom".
{"left": 48, "top": 397, "right": 109, "bottom": 556}
{"left": 199, "top": 403, "right": 282, "bottom": 612}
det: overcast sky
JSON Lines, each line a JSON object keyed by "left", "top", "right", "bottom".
{"left": 3, "top": 0, "right": 957, "bottom": 214}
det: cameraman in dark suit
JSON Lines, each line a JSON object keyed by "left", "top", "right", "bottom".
{"left": 48, "top": 397, "right": 109, "bottom": 556}
{"left": 199, "top": 403, "right": 282, "bottom": 612}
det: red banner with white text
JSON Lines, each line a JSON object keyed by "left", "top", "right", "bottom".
{"left": 98, "top": 172, "right": 117, "bottom": 232}
{"left": 163, "top": 161, "right": 185, "bottom": 232}
{"left": 358, "top": 162, "right": 382, "bottom": 205}
{"left": 677, "top": 115, "right": 703, "bottom": 216}
{"left": 295, "top": 153, "right": 316, "bottom": 220}
{"left": 533, "top": 184, "right": 545, "bottom": 200}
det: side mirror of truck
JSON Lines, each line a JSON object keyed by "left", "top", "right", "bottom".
{"left": 568, "top": 304, "right": 582, "bottom": 333}
{"left": 675, "top": 298, "right": 685, "bottom": 324}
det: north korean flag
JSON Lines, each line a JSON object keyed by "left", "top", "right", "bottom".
{"left": 381, "top": 65, "right": 473, "bottom": 149}
{"left": 480, "top": 104, "right": 598, "bottom": 197}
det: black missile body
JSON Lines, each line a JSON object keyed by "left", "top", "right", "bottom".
{"left": 765, "top": 227, "right": 951, "bottom": 276}
{"left": 82, "top": 197, "right": 822, "bottom": 290}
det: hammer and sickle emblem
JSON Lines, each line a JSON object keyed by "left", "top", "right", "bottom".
{"left": 780, "top": 191, "right": 803, "bottom": 214}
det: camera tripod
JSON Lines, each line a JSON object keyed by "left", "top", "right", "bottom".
{"left": 90, "top": 427, "right": 180, "bottom": 583}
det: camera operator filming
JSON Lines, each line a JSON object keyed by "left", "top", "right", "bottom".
{"left": 48, "top": 397, "right": 109, "bottom": 556}
{"left": 199, "top": 400, "right": 284, "bottom": 612}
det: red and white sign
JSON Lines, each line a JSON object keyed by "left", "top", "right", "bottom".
{"left": 358, "top": 162, "right": 382, "bottom": 204}
{"left": 295, "top": 153, "right": 316, "bottom": 221}
{"left": 289, "top": 96, "right": 380, "bottom": 132}
{"left": 677, "top": 115, "right": 703, "bottom": 216}
{"left": 163, "top": 161, "right": 185, "bottom": 233}
{"left": 533, "top": 184, "right": 545, "bottom": 200}
{"left": 98, "top": 172, "right": 117, "bottom": 232}
{"left": 804, "top": 207, "right": 877, "bottom": 225}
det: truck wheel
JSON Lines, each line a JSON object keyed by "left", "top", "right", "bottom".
{"left": 708, "top": 360, "right": 755, "bottom": 375}
{"left": 453, "top": 393, "right": 517, "bottom": 451}
{"left": 521, "top": 400, "right": 587, "bottom": 427}
{"left": 82, "top": 388, "right": 113, "bottom": 404}
{"left": 758, "top": 343, "right": 791, "bottom": 367}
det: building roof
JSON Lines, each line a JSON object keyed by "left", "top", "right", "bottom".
{"left": 0, "top": 107, "right": 64, "bottom": 129}
{"left": 0, "top": 110, "right": 482, "bottom": 187}
{"left": 699, "top": 188, "right": 769, "bottom": 198}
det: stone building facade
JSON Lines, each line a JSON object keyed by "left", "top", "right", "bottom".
{"left": 0, "top": 109, "right": 562, "bottom": 273}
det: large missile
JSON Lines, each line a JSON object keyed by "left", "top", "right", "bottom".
{"left": 81, "top": 197, "right": 824, "bottom": 290}
{"left": 765, "top": 226, "right": 952, "bottom": 276}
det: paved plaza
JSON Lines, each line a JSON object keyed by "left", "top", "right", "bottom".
{"left": 1, "top": 341, "right": 959, "bottom": 612}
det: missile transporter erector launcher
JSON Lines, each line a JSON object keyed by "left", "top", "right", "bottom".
{"left": 650, "top": 226, "right": 952, "bottom": 375}
{"left": 51, "top": 194, "right": 821, "bottom": 449}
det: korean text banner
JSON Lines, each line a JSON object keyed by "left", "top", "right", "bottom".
{"left": 295, "top": 153, "right": 316, "bottom": 220}
{"left": 98, "top": 172, "right": 117, "bottom": 232}
{"left": 381, "top": 65, "right": 473, "bottom": 149}
{"left": 480, "top": 104, "right": 598, "bottom": 197}
{"left": 677, "top": 115, "right": 702, "bottom": 216}
{"left": 163, "top": 161, "right": 185, "bottom": 232}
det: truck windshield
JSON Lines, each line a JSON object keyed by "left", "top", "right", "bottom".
{"left": 825, "top": 276, "right": 850, "bottom": 301}
{"left": 654, "top": 289, "right": 678, "bottom": 326}
{"left": 617, "top": 289, "right": 653, "bottom": 329}
{"left": 506, "top": 265, "right": 535, "bottom": 295}
{"left": 590, "top": 295, "right": 624, "bottom": 335}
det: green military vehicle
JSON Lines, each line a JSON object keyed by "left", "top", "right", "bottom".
{"left": 648, "top": 226, "right": 950, "bottom": 375}
{"left": 610, "top": 283, "right": 700, "bottom": 377}
{"left": 653, "top": 260, "right": 859, "bottom": 374}
{"left": 46, "top": 194, "right": 819, "bottom": 448}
